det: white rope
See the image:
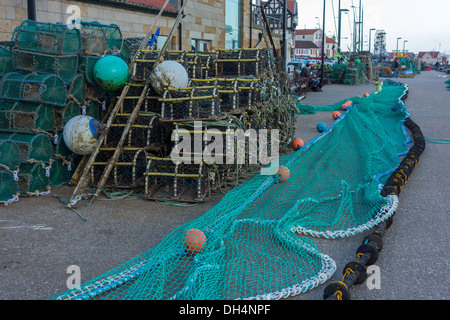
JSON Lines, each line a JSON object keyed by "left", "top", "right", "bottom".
{"left": 0, "top": 220, "right": 53, "bottom": 230}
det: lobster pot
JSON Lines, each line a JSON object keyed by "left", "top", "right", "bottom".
{"left": 83, "top": 99, "right": 104, "bottom": 120}
{"left": 54, "top": 99, "right": 81, "bottom": 131}
{"left": 132, "top": 50, "right": 158, "bottom": 81}
{"left": 0, "top": 171, "right": 19, "bottom": 204}
{"left": 215, "top": 49, "right": 266, "bottom": 77}
{"left": 79, "top": 21, "right": 122, "bottom": 56}
{"left": 144, "top": 157, "right": 209, "bottom": 202}
{"left": 0, "top": 72, "right": 67, "bottom": 106}
{"left": 49, "top": 157, "right": 74, "bottom": 188}
{"left": 68, "top": 74, "right": 88, "bottom": 105}
{"left": 237, "top": 79, "right": 259, "bottom": 110}
{"left": 18, "top": 162, "right": 50, "bottom": 196}
{"left": 78, "top": 55, "right": 101, "bottom": 84}
{"left": 89, "top": 148, "right": 148, "bottom": 188}
{"left": 216, "top": 78, "right": 239, "bottom": 113}
{"left": 187, "top": 53, "right": 216, "bottom": 79}
{"left": 118, "top": 37, "right": 144, "bottom": 63}
{"left": 0, "top": 101, "right": 55, "bottom": 134}
{"left": 0, "top": 137, "right": 21, "bottom": 171}
{"left": 160, "top": 86, "right": 220, "bottom": 122}
{"left": 0, "top": 47, "right": 14, "bottom": 77}
{"left": 12, "top": 49, "right": 79, "bottom": 80}
{"left": 0, "top": 132, "right": 53, "bottom": 165}
{"left": 12, "top": 20, "right": 81, "bottom": 55}
{"left": 54, "top": 130, "right": 75, "bottom": 159}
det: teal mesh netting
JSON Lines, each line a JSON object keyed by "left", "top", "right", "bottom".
{"left": 50, "top": 80, "right": 410, "bottom": 300}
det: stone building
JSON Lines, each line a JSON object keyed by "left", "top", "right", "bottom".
{"left": 1, "top": 0, "right": 298, "bottom": 57}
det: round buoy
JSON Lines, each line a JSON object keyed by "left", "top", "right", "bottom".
{"left": 150, "top": 60, "right": 189, "bottom": 95}
{"left": 93, "top": 55, "right": 129, "bottom": 92}
{"left": 292, "top": 138, "right": 304, "bottom": 150}
{"left": 316, "top": 122, "right": 327, "bottom": 133}
{"left": 275, "top": 165, "right": 290, "bottom": 183}
{"left": 332, "top": 111, "right": 341, "bottom": 120}
{"left": 341, "top": 101, "right": 352, "bottom": 110}
{"left": 363, "top": 92, "right": 370, "bottom": 97}
{"left": 184, "top": 228, "right": 206, "bottom": 255}
{"left": 63, "top": 115, "right": 102, "bottom": 155}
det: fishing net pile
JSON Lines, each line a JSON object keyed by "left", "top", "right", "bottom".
{"left": 50, "top": 78, "right": 413, "bottom": 300}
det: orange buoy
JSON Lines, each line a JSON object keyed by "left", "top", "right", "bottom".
{"left": 184, "top": 228, "right": 206, "bottom": 254}
{"left": 341, "top": 103, "right": 348, "bottom": 111}
{"left": 292, "top": 138, "right": 304, "bottom": 150}
{"left": 332, "top": 111, "right": 341, "bottom": 120}
{"left": 363, "top": 92, "right": 370, "bottom": 97}
{"left": 275, "top": 165, "right": 290, "bottom": 182}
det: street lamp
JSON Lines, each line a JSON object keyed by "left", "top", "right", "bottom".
{"left": 403, "top": 40, "right": 408, "bottom": 53}
{"left": 368, "top": 28, "right": 375, "bottom": 55}
{"left": 338, "top": 2, "right": 349, "bottom": 50}
{"left": 396, "top": 37, "right": 402, "bottom": 54}
{"left": 320, "top": 0, "right": 326, "bottom": 87}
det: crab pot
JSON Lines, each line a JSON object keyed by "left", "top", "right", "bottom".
{"left": 12, "top": 49, "right": 79, "bottom": 80}
{"left": 68, "top": 74, "right": 88, "bottom": 105}
{"left": 79, "top": 21, "right": 122, "bottom": 56}
{"left": 0, "top": 171, "right": 19, "bottom": 204}
{"left": 17, "top": 162, "right": 50, "bottom": 196}
{"left": 0, "top": 101, "right": 55, "bottom": 134}
{"left": 54, "top": 99, "right": 81, "bottom": 131}
{"left": 89, "top": 148, "right": 148, "bottom": 188}
{"left": 143, "top": 157, "right": 209, "bottom": 202}
{"left": 0, "top": 132, "right": 53, "bottom": 165}
{"left": 0, "top": 72, "right": 67, "bottom": 107}
{"left": 160, "top": 86, "right": 220, "bottom": 122}
{"left": 78, "top": 55, "right": 101, "bottom": 84}
{"left": 12, "top": 20, "right": 81, "bottom": 55}
{"left": 0, "top": 47, "right": 14, "bottom": 77}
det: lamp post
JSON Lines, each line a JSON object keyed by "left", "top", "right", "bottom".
{"left": 368, "top": 28, "right": 375, "bottom": 54}
{"left": 338, "top": 0, "right": 349, "bottom": 50}
{"left": 403, "top": 40, "right": 408, "bottom": 53}
{"left": 320, "top": 0, "right": 326, "bottom": 87}
{"left": 396, "top": 37, "right": 402, "bottom": 54}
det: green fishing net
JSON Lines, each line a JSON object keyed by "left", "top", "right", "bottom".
{"left": 50, "top": 80, "right": 411, "bottom": 300}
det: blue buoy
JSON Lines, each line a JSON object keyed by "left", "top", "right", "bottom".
{"left": 316, "top": 122, "right": 327, "bottom": 133}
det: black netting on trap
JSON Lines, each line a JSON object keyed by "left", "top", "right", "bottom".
{"left": 12, "top": 48, "right": 79, "bottom": 80}
{"left": 144, "top": 157, "right": 209, "bottom": 202}
{"left": 79, "top": 21, "right": 122, "bottom": 56}
{"left": 215, "top": 48, "right": 270, "bottom": 77}
{"left": 132, "top": 50, "right": 159, "bottom": 81}
{"left": 0, "top": 101, "right": 55, "bottom": 134}
{"left": 0, "top": 72, "right": 67, "bottom": 106}
{"left": 0, "top": 47, "right": 14, "bottom": 77}
{"left": 160, "top": 86, "right": 220, "bottom": 122}
{"left": 186, "top": 52, "right": 217, "bottom": 79}
{"left": 12, "top": 20, "right": 81, "bottom": 55}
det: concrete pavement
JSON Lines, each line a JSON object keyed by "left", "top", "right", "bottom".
{"left": 1, "top": 70, "right": 448, "bottom": 300}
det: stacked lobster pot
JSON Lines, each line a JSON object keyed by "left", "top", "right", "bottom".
{"left": 0, "top": 19, "right": 122, "bottom": 205}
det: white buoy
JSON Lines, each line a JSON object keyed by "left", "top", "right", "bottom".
{"left": 63, "top": 115, "right": 102, "bottom": 155}
{"left": 150, "top": 60, "right": 189, "bottom": 95}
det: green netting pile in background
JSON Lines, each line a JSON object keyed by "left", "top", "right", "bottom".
{"left": 446, "top": 79, "right": 450, "bottom": 91}
{"left": 0, "top": 19, "right": 125, "bottom": 205}
{"left": 50, "top": 79, "right": 411, "bottom": 300}
{"left": 330, "top": 63, "right": 368, "bottom": 85}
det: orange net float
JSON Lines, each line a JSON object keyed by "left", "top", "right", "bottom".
{"left": 341, "top": 100, "right": 352, "bottom": 110}
{"left": 275, "top": 165, "right": 290, "bottom": 183}
{"left": 184, "top": 228, "right": 207, "bottom": 254}
{"left": 292, "top": 138, "right": 304, "bottom": 150}
{"left": 363, "top": 92, "right": 370, "bottom": 97}
{"left": 332, "top": 111, "right": 341, "bottom": 120}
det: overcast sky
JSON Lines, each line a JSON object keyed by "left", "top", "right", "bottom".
{"left": 297, "top": 0, "right": 450, "bottom": 54}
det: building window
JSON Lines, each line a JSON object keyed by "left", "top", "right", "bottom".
{"left": 192, "top": 39, "right": 210, "bottom": 52}
{"left": 225, "top": 0, "right": 241, "bottom": 49}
